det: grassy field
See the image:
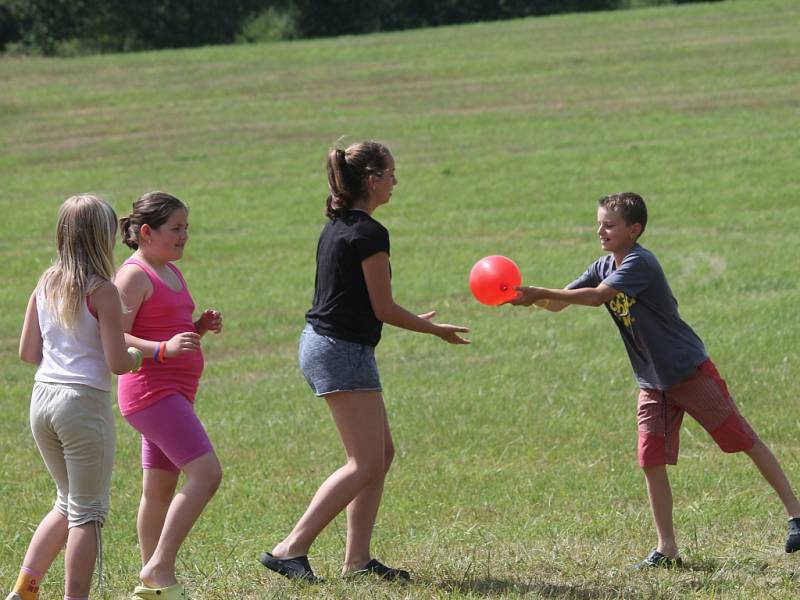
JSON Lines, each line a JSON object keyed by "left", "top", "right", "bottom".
{"left": 2, "top": 0, "right": 800, "bottom": 598}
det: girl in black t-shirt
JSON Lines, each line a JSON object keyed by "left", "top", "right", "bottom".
{"left": 260, "top": 141, "right": 469, "bottom": 582}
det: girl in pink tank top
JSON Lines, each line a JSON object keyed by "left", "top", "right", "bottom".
{"left": 116, "top": 191, "right": 223, "bottom": 600}
{"left": 117, "top": 257, "right": 204, "bottom": 416}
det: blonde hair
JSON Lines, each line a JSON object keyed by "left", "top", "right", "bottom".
{"left": 38, "top": 195, "right": 118, "bottom": 329}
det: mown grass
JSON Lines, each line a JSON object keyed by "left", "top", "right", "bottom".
{"left": 2, "top": 0, "right": 800, "bottom": 598}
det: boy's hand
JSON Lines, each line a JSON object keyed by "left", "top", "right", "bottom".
{"left": 196, "top": 309, "right": 223, "bottom": 335}
{"left": 506, "top": 286, "right": 545, "bottom": 306}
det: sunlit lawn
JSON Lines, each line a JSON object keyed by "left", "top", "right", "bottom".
{"left": 2, "top": 0, "right": 799, "bottom": 597}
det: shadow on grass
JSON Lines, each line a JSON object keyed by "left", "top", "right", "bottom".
{"left": 437, "top": 576, "right": 639, "bottom": 599}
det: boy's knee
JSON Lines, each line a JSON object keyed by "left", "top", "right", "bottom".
{"left": 641, "top": 464, "right": 667, "bottom": 474}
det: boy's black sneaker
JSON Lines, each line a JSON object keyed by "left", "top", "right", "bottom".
{"left": 345, "top": 558, "right": 411, "bottom": 581}
{"left": 633, "top": 549, "right": 683, "bottom": 570}
{"left": 786, "top": 517, "right": 800, "bottom": 553}
{"left": 259, "top": 552, "right": 322, "bottom": 582}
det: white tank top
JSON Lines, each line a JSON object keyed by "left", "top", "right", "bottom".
{"left": 35, "top": 289, "right": 111, "bottom": 392}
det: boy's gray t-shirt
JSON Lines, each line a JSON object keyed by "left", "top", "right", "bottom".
{"left": 567, "top": 244, "right": 707, "bottom": 390}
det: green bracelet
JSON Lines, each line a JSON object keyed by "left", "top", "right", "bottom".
{"left": 127, "top": 347, "right": 143, "bottom": 373}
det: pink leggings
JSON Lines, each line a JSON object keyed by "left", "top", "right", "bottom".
{"left": 124, "top": 393, "right": 213, "bottom": 472}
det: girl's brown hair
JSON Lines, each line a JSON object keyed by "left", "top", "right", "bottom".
{"left": 120, "top": 191, "right": 187, "bottom": 249}
{"left": 325, "top": 141, "right": 391, "bottom": 219}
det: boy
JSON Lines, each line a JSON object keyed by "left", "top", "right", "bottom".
{"left": 509, "top": 192, "right": 800, "bottom": 567}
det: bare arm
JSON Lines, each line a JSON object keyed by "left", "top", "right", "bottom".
{"left": 362, "top": 252, "right": 469, "bottom": 344}
{"left": 116, "top": 263, "right": 150, "bottom": 335}
{"left": 19, "top": 291, "right": 43, "bottom": 365}
{"left": 92, "top": 281, "right": 139, "bottom": 374}
{"left": 508, "top": 283, "right": 619, "bottom": 310}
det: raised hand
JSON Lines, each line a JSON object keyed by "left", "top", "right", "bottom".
{"left": 197, "top": 309, "right": 223, "bottom": 335}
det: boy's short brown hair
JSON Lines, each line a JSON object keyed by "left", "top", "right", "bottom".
{"left": 599, "top": 192, "right": 647, "bottom": 237}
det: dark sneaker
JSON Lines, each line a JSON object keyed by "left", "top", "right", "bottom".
{"left": 259, "top": 552, "right": 322, "bottom": 582}
{"left": 786, "top": 517, "right": 800, "bottom": 553}
{"left": 633, "top": 549, "right": 683, "bottom": 570}
{"left": 345, "top": 558, "right": 411, "bottom": 581}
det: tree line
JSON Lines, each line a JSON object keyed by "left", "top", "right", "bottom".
{"left": 0, "top": 0, "right": 722, "bottom": 56}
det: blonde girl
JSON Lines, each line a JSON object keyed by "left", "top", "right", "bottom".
{"left": 10, "top": 195, "right": 141, "bottom": 600}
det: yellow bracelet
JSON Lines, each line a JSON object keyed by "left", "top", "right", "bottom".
{"left": 537, "top": 299, "right": 551, "bottom": 310}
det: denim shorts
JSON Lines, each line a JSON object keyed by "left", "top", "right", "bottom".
{"left": 299, "top": 324, "right": 382, "bottom": 396}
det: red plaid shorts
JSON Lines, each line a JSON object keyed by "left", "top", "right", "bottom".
{"left": 637, "top": 359, "right": 759, "bottom": 467}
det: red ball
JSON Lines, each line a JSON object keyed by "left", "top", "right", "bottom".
{"left": 469, "top": 255, "right": 522, "bottom": 306}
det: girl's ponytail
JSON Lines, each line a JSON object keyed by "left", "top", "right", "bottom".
{"left": 326, "top": 148, "right": 352, "bottom": 219}
{"left": 119, "top": 215, "right": 138, "bottom": 250}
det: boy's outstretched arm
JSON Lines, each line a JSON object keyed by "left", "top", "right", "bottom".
{"left": 508, "top": 284, "right": 618, "bottom": 311}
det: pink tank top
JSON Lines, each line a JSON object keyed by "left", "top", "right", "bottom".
{"left": 117, "top": 258, "right": 204, "bottom": 416}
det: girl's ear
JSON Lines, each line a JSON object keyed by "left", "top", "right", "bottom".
{"left": 139, "top": 223, "right": 152, "bottom": 243}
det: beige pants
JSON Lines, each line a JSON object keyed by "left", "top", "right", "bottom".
{"left": 30, "top": 381, "right": 116, "bottom": 527}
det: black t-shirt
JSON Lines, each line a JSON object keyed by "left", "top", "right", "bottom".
{"left": 305, "top": 210, "right": 390, "bottom": 346}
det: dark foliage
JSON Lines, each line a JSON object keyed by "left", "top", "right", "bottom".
{"left": 1, "top": 0, "right": 723, "bottom": 55}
